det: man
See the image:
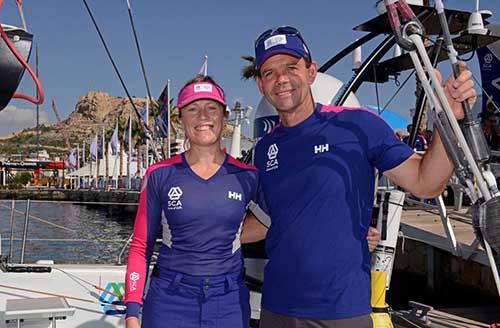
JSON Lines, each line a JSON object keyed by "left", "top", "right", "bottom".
{"left": 403, "top": 124, "right": 428, "bottom": 152}
{"left": 247, "top": 26, "right": 477, "bottom": 327}
{"left": 481, "top": 113, "right": 499, "bottom": 151}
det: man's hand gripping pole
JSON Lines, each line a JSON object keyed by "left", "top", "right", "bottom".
{"left": 384, "top": 0, "right": 500, "bottom": 298}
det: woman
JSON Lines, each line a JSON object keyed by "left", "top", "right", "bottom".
{"left": 124, "top": 75, "right": 380, "bottom": 328}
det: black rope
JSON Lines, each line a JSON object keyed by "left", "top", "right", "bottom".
{"left": 472, "top": 74, "right": 500, "bottom": 115}
{"left": 82, "top": 0, "right": 163, "bottom": 163}
{"left": 373, "top": 65, "right": 381, "bottom": 114}
{"left": 126, "top": 0, "right": 153, "bottom": 106}
{"left": 457, "top": 49, "right": 476, "bottom": 62}
{"left": 380, "top": 70, "right": 416, "bottom": 115}
{"left": 81, "top": 0, "right": 150, "bottom": 133}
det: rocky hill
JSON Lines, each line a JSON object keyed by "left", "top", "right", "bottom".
{"left": 0, "top": 91, "right": 233, "bottom": 157}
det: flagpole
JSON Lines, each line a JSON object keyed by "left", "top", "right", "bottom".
{"left": 83, "top": 141, "right": 86, "bottom": 187}
{"left": 204, "top": 54, "right": 208, "bottom": 76}
{"left": 112, "top": 120, "right": 119, "bottom": 189}
{"left": 128, "top": 114, "right": 132, "bottom": 189}
{"left": 82, "top": 141, "right": 86, "bottom": 166}
{"left": 95, "top": 134, "right": 99, "bottom": 188}
{"left": 199, "top": 54, "right": 208, "bottom": 76}
{"left": 102, "top": 127, "right": 106, "bottom": 189}
{"left": 96, "top": 132, "right": 100, "bottom": 188}
{"left": 145, "top": 100, "right": 149, "bottom": 169}
{"left": 76, "top": 144, "right": 80, "bottom": 189}
{"left": 167, "top": 79, "right": 171, "bottom": 158}
{"left": 89, "top": 137, "right": 93, "bottom": 188}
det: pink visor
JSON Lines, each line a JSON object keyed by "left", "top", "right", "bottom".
{"left": 177, "top": 82, "right": 227, "bottom": 109}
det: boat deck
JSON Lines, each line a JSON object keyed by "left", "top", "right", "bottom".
{"left": 397, "top": 206, "right": 500, "bottom": 327}
{"left": 400, "top": 206, "right": 489, "bottom": 265}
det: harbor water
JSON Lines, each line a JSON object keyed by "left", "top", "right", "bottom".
{"left": 0, "top": 200, "right": 135, "bottom": 264}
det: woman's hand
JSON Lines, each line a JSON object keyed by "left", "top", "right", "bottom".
{"left": 367, "top": 227, "right": 381, "bottom": 253}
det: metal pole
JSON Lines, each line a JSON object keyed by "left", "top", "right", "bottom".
{"left": 128, "top": 114, "right": 132, "bottom": 189}
{"left": 35, "top": 44, "right": 40, "bottom": 158}
{"left": 167, "top": 79, "right": 171, "bottom": 158}
{"left": 318, "top": 32, "right": 379, "bottom": 73}
{"left": 145, "top": 101, "right": 149, "bottom": 170}
{"left": 334, "top": 35, "right": 396, "bottom": 106}
{"left": 20, "top": 199, "right": 31, "bottom": 264}
{"left": 8, "top": 199, "right": 15, "bottom": 261}
{"left": 102, "top": 127, "right": 105, "bottom": 188}
{"left": 16, "top": 1, "right": 27, "bottom": 31}
{"left": 76, "top": 144, "right": 80, "bottom": 189}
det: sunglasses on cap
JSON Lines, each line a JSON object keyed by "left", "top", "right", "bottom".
{"left": 254, "top": 26, "right": 312, "bottom": 62}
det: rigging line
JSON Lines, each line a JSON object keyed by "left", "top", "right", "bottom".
{"left": 471, "top": 74, "right": 500, "bottom": 114}
{"left": 81, "top": 0, "right": 151, "bottom": 134}
{"left": 381, "top": 70, "right": 415, "bottom": 115}
{"left": 0, "top": 283, "right": 105, "bottom": 305}
{"left": 52, "top": 268, "right": 123, "bottom": 299}
{"left": 373, "top": 65, "right": 381, "bottom": 114}
{"left": 457, "top": 49, "right": 475, "bottom": 62}
{"left": 125, "top": 0, "right": 153, "bottom": 105}
{"left": 0, "top": 203, "right": 76, "bottom": 233}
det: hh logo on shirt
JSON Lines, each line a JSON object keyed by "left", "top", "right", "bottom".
{"left": 228, "top": 191, "right": 242, "bottom": 201}
{"left": 167, "top": 186, "right": 183, "bottom": 210}
{"left": 314, "top": 143, "right": 329, "bottom": 154}
{"left": 266, "top": 143, "right": 279, "bottom": 171}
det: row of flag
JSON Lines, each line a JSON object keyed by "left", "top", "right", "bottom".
{"left": 66, "top": 55, "right": 208, "bottom": 169}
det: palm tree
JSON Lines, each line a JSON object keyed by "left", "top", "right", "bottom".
{"left": 241, "top": 55, "right": 257, "bottom": 80}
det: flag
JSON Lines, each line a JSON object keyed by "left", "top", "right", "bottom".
{"left": 156, "top": 108, "right": 169, "bottom": 138}
{"left": 139, "top": 105, "right": 148, "bottom": 124}
{"left": 478, "top": 44, "right": 500, "bottom": 118}
{"left": 97, "top": 132, "right": 104, "bottom": 159}
{"left": 124, "top": 115, "right": 131, "bottom": 148}
{"left": 110, "top": 121, "right": 120, "bottom": 155}
{"left": 68, "top": 149, "right": 77, "bottom": 169}
{"left": 158, "top": 81, "right": 169, "bottom": 105}
{"left": 198, "top": 55, "right": 208, "bottom": 76}
{"left": 90, "top": 135, "right": 98, "bottom": 161}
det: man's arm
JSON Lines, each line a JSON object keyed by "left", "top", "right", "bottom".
{"left": 241, "top": 211, "right": 268, "bottom": 244}
{"left": 384, "top": 62, "right": 477, "bottom": 198}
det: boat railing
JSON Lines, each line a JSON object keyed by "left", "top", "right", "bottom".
{"left": 116, "top": 233, "right": 133, "bottom": 265}
{"left": 0, "top": 199, "right": 137, "bottom": 266}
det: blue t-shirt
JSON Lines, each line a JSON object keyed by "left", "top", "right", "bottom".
{"left": 254, "top": 104, "right": 414, "bottom": 319}
{"left": 125, "top": 153, "right": 259, "bottom": 317}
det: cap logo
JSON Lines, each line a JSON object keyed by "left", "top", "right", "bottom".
{"left": 264, "top": 34, "right": 287, "bottom": 50}
{"left": 194, "top": 83, "right": 213, "bottom": 93}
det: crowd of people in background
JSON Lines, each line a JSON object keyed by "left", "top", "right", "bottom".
{"left": 481, "top": 101, "right": 500, "bottom": 152}
{"left": 395, "top": 100, "right": 500, "bottom": 157}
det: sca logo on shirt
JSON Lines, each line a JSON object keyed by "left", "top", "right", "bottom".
{"left": 266, "top": 143, "right": 279, "bottom": 171}
{"left": 167, "top": 186, "right": 183, "bottom": 210}
{"left": 129, "top": 272, "right": 140, "bottom": 292}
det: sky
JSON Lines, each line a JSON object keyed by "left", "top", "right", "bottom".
{"left": 0, "top": 0, "right": 499, "bottom": 137}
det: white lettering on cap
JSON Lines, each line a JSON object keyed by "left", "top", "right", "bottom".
{"left": 264, "top": 34, "right": 287, "bottom": 50}
{"left": 194, "top": 83, "right": 213, "bottom": 93}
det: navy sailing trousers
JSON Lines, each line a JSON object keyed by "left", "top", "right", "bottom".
{"left": 141, "top": 269, "right": 249, "bottom": 328}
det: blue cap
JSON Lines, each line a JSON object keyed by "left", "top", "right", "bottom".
{"left": 254, "top": 26, "right": 311, "bottom": 70}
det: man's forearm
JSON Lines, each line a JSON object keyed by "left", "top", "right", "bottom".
{"left": 418, "top": 128, "right": 455, "bottom": 197}
{"left": 241, "top": 212, "right": 268, "bottom": 244}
